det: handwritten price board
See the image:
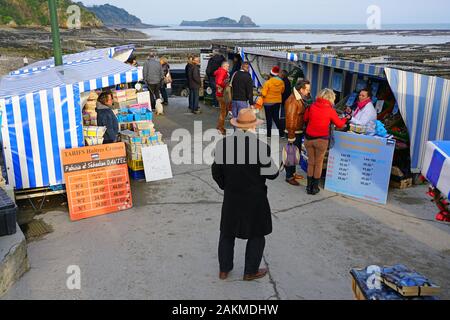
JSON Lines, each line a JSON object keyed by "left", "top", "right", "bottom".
{"left": 325, "top": 132, "right": 395, "bottom": 204}
{"left": 61, "top": 143, "right": 133, "bottom": 221}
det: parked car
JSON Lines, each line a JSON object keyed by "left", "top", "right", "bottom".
{"left": 169, "top": 69, "right": 190, "bottom": 97}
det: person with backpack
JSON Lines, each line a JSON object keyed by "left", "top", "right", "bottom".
{"left": 206, "top": 51, "right": 226, "bottom": 108}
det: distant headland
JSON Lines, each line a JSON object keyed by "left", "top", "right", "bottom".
{"left": 180, "top": 16, "right": 258, "bottom": 28}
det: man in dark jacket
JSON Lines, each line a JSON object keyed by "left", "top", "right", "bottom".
{"left": 185, "top": 55, "right": 193, "bottom": 110}
{"left": 212, "top": 108, "right": 279, "bottom": 281}
{"left": 96, "top": 91, "right": 119, "bottom": 144}
{"left": 231, "top": 62, "right": 254, "bottom": 119}
{"left": 206, "top": 51, "right": 226, "bottom": 108}
{"left": 143, "top": 53, "right": 164, "bottom": 107}
{"left": 188, "top": 56, "right": 202, "bottom": 114}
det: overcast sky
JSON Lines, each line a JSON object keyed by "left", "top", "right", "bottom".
{"left": 81, "top": 0, "right": 450, "bottom": 25}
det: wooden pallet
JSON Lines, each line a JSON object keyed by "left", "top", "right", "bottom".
{"left": 390, "top": 178, "right": 413, "bottom": 189}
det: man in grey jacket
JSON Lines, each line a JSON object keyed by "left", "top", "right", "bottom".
{"left": 143, "top": 53, "right": 164, "bottom": 105}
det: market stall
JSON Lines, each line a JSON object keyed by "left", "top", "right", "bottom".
{"left": 0, "top": 46, "right": 142, "bottom": 191}
{"left": 237, "top": 47, "right": 450, "bottom": 179}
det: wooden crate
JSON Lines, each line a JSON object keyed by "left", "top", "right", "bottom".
{"left": 390, "top": 178, "right": 413, "bottom": 189}
{"left": 351, "top": 277, "right": 367, "bottom": 300}
{"left": 380, "top": 277, "right": 441, "bottom": 297}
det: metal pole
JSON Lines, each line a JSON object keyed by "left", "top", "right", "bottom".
{"left": 48, "top": 0, "right": 63, "bottom": 66}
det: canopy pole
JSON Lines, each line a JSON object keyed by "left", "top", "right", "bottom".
{"left": 48, "top": 0, "right": 63, "bottom": 66}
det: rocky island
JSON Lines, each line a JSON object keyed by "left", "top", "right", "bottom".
{"left": 180, "top": 15, "right": 258, "bottom": 28}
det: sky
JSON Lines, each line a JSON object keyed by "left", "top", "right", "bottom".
{"left": 81, "top": 0, "right": 450, "bottom": 25}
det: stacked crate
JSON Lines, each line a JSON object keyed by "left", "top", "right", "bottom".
{"left": 118, "top": 104, "right": 164, "bottom": 180}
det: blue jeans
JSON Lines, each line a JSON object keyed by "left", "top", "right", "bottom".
{"left": 189, "top": 88, "right": 200, "bottom": 111}
{"left": 286, "top": 133, "right": 303, "bottom": 179}
{"left": 209, "top": 76, "right": 218, "bottom": 107}
{"left": 232, "top": 100, "right": 249, "bottom": 119}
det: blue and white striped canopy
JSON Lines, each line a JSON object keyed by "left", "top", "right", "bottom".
{"left": 422, "top": 141, "right": 450, "bottom": 198}
{"left": 10, "top": 45, "right": 135, "bottom": 76}
{"left": 0, "top": 47, "right": 142, "bottom": 190}
{"left": 385, "top": 68, "right": 450, "bottom": 171}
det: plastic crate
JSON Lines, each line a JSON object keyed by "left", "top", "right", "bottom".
{"left": 128, "top": 159, "right": 144, "bottom": 171}
{"left": 0, "top": 188, "right": 17, "bottom": 236}
{"left": 128, "top": 168, "right": 145, "bottom": 181}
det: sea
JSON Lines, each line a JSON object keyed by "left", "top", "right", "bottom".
{"left": 140, "top": 24, "right": 450, "bottom": 47}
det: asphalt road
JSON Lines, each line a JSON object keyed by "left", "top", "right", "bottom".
{"left": 3, "top": 97, "right": 450, "bottom": 300}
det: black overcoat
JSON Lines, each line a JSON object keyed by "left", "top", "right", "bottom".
{"left": 212, "top": 132, "right": 279, "bottom": 239}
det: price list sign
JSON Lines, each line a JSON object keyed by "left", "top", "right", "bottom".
{"left": 61, "top": 143, "right": 133, "bottom": 221}
{"left": 325, "top": 132, "right": 395, "bottom": 204}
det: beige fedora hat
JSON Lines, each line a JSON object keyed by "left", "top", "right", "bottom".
{"left": 230, "top": 108, "right": 264, "bottom": 129}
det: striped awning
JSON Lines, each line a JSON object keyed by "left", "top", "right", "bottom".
{"left": 0, "top": 48, "right": 142, "bottom": 190}
{"left": 422, "top": 141, "right": 450, "bottom": 198}
{"left": 297, "top": 52, "right": 385, "bottom": 79}
{"left": 385, "top": 67, "right": 450, "bottom": 172}
{"left": 10, "top": 45, "right": 135, "bottom": 76}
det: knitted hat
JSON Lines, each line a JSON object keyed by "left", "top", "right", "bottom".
{"left": 270, "top": 66, "right": 280, "bottom": 76}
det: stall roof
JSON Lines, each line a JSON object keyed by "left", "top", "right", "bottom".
{"left": 9, "top": 45, "right": 135, "bottom": 76}
{"left": 0, "top": 57, "right": 140, "bottom": 100}
{"left": 238, "top": 47, "right": 386, "bottom": 78}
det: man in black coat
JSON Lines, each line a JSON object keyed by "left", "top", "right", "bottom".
{"left": 212, "top": 108, "right": 279, "bottom": 281}
{"left": 231, "top": 62, "right": 254, "bottom": 119}
{"left": 188, "top": 56, "right": 202, "bottom": 114}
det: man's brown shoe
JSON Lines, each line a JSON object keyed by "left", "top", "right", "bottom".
{"left": 286, "top": 177, "right": 300, "bottom": 186}
{"left": 219, "top": 272, "right": 229, "bottom": 280}
{"left": 243, "top": 269, "right": 268, "bottom": 281}
{"left": 294, "top": 173, "right": 304, "bottom": 180}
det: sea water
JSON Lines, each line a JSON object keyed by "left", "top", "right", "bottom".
{"left": 140, "top": 24, "right": 450, "bottom": 47}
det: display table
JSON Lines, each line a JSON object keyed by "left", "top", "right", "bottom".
{"left": 422, "top": 141, "right": 450, "bottom": 222}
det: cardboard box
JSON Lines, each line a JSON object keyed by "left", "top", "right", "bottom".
{"left": 125, "top": 89, "right": 137, "bottom": 101}
{"left": 138, "top": 91, "right": 152, "bottom": 107}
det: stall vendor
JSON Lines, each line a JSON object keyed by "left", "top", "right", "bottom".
{"left": 96, "top": 91, "right": 119, "bottom": 144}
{"left": 346, "top": 88, "right": 377, "bottom": 132}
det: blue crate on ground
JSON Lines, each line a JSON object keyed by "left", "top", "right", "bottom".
{"left": 128, "top": 168, "right": 145, "bottom": 181}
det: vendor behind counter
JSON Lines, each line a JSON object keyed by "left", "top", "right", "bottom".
{"left": 345, "top": 88, "right": 377, "bottom": 133}
{"left": 96, "top": 91, "right": 119, "bottom": 144}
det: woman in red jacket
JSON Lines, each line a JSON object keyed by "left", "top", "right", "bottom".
{"left": 304, "top": 88, "right": 350, "bottom": 195}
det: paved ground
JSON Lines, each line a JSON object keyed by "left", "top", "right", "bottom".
{"left": 3, "top": 97, "right": 450, "bottom": 300}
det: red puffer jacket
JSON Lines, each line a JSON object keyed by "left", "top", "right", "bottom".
{"left": 304, "top": 98, "right": 347, "bottom": 138}
{"left": 214, "top": 67, "right": 229, "bottom": 98}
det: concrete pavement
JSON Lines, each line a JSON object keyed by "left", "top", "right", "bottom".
{"left": 3, "top": 97, "right": 450, "bottom": 300}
